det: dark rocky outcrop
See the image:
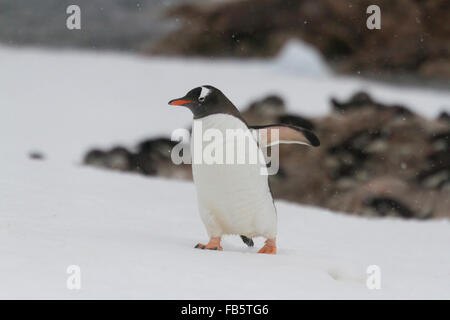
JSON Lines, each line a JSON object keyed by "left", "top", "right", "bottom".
{"left": 83, "top": 91, "right": 450, "bottom": 219}
{"left": 152, "top": 0, "right": 450, "bottom": 80}
{"left": 28, "top": 151, "right": 45, "bottom": 160}
{"left": 83, "top": 139, "right": 191, "bottom": 179}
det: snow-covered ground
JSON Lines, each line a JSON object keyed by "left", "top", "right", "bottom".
{"left": 1, "top": 44, "right": 449, "bottom": 299}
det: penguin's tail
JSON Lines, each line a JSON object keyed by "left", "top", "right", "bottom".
{"left": 240, "top": 235, "right": 254, "bottom": 247}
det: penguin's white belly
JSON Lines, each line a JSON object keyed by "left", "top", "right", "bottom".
{"left": 191, "top": 114, "right": 277, "bottom": 238}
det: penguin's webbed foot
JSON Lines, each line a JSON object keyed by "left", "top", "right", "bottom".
{"left": 194, "top": 237, "right": 222, "bottom": 251}
{"left": 258, "top": 238, "right": 277, "bottom": 255}
{"left": 194, "top": 243, "right": 222, "bottom": 250}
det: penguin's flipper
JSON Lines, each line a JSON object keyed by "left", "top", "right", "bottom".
{"left": 240, "top": 235, "right": 254, "bottom": 247}
{"left": 250, "top": 124, "right": 320, "bottom": 148}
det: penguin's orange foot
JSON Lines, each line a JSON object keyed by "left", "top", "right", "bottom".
{"left": 258, "top": 238, "right": 277, "bottom": 254}
{"left": 195, "top": 243, "right": 223, "bottom": 251}
{"left": 194, "top": 237, "right": 222, "bottom": 251}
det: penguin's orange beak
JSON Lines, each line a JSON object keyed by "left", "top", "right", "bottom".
{"left": 168, "top": 98, "right": 194, "bottom": 106}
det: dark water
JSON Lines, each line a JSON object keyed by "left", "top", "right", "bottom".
{"left": 0, "top": 0, "right": 190, "bottom": 51}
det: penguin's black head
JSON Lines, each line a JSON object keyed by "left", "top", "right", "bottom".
{"left": 168, "top": 85, "right": 243, "bottom": 120}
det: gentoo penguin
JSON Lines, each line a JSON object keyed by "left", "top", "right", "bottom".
{"left": 169, "top": 85, "right": 320, "bottom": 254}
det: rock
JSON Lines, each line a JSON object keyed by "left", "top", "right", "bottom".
{"left": 419, "top": 59, "right": 450, "bottom": 79}
{"left": 437, "top": 111, "right": 450, "bottom": 123}
{"left": 248, "top": 95, "right": 285, "bottom": 116}
{"left": 430, "top": 130, "right": 450, "bottom": 152}
{"left": 84, "top": 149, "right": 108, "bottom": 168}
{"left": 241, "top": 95, "right": 286, "bottom": 125}
{"left": 135, "top": 138, "right": 177, "bottom": 175}
{"left": 82, "top": 90, "right": 450, "bottom": 219}
{"left": 84, "top": 147, "right": 135, "bottom": 171}
{"left": 152, "top": 0, "right": 450, "bottom": 80}
{"left": 417, "top": 167, "right": 450, "bottom": 189}
{"left": 363, "top": 197, "right": 417, "bottom": 219}
{"left": 331, "top": 91, "right": 414, "bottom": 117}
{"left": 28, "top": 151, "right": 45, "bottom": 160}
{"left": 331, "top": 91, "right": 374, "bottom": 113}
{"left": 104, "top": 147, "right": 135, "bottom": 171}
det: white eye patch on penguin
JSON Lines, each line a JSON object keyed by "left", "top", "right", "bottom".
{"left": 198, "top": 86, "right": 211, "bottom": 102}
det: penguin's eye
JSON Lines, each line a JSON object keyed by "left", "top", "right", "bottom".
{"left": 198, "top": 97, "right": 205, "bottom": 103}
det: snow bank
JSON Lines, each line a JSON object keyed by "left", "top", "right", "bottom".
{"left": 273, "top": 40, "right": 330, "bottom": 76}
{"left": 0, "top": 45, "right": 449, "bottom": 299}
{"left": 0, "top": 160, "right": 449, "bottom": 299}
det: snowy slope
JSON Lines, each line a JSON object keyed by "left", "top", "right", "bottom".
{"left": 1, "top": 45, "right": 450, "bottom": 299}
{"left": 1, "top": 160, "right": 449, "bottom": 299}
